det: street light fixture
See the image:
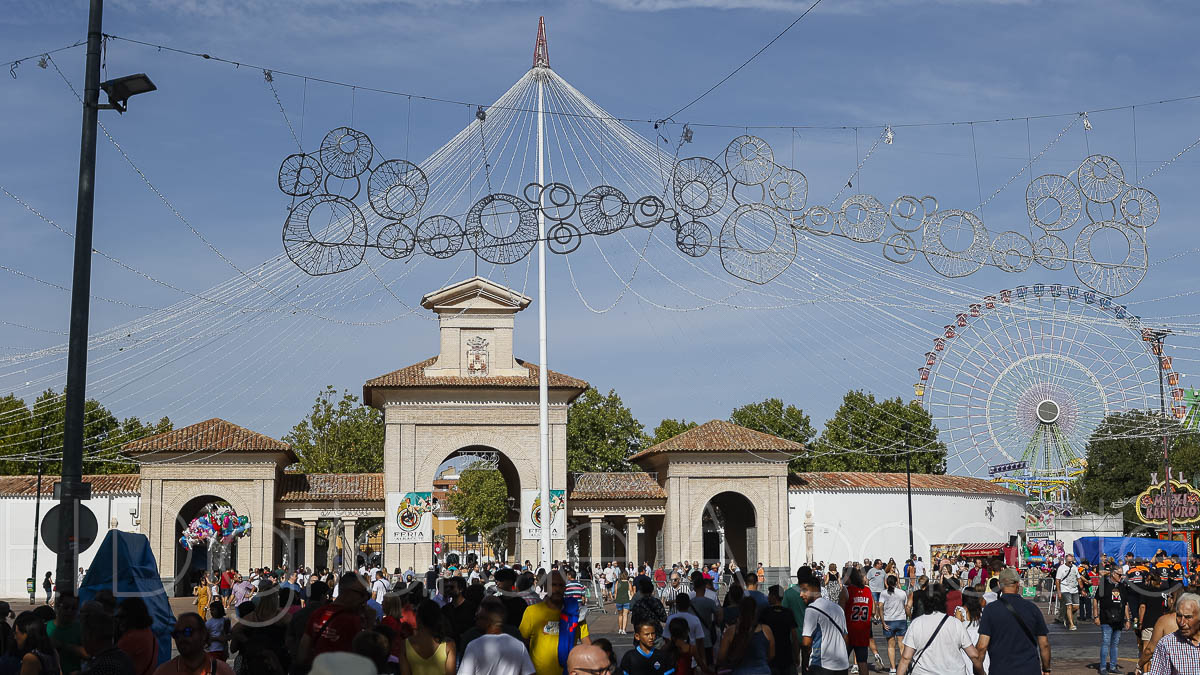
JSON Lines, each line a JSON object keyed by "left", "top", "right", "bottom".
{"left": 56, "top": 0, "right": 156, "bottom": 596}
{"left": 99, "top": 73, "right": 156, "bottom": 113}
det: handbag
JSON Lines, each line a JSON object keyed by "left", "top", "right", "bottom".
{"left": 908, "top": 614, "right": 949, "bottom": 672}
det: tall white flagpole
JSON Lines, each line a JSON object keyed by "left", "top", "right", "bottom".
{"left": 535, "top": 25, "right": 552, "bottom": 571}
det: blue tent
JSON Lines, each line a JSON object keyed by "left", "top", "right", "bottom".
{"left": 1072, "top": 536, "right": 1189, "bottom": 572}
{"left": 79, "top": 531, "right": 176, "bottom": 665}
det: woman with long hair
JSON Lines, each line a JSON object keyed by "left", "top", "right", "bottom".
{"left": 722, "top": 584, "right": 745, "bottom": 629}
{"left": 906, "top": 575, "right": 930, "bottom": 621}
{"left": 230, "top": 582, "right": 290, "bottom": 674}
{"left": 824, "top": 563, "right": 843, "bottom": 603}
{"left": 381, "top": 592, "right": 414, "bottom": 663}
{"left": 667, "top": 617, "right": 696, "bottom": 675}
{"left": 878, "top": 575, "right": 909, "bottom": 672}
{"left": 12, "top": 611, "right": 59, "bottom": 675}
{"left": 718, "top": 596, "right": 774, "bottom": 675}
{"left": 614, "top": 569, "right": 632, "bottom": 635}
{"left": 116, "top": 597, "right": 158, "bottom": 675}
{"left": 399, "top": 600, "right": 455, "bottom": 675}
{"left": 956, "top": 588, "right": 987, "bottom": 673}
{"left": 195, "top": 572, "right": 212, "bottom": 621}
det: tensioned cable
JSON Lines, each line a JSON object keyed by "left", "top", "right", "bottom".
{"left": 658, "top": 0, "right": 826, "bottom": 122}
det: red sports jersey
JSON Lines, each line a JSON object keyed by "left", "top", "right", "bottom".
{"left": 843, "top": 584, "right": 874, "bottom": 647}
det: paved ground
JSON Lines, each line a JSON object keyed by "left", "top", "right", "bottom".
{"left": 2, "top": 596, "right": 1142, "bottom": 673}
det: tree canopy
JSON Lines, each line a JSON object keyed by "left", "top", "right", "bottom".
{"left": 1074, "top": 410, "right": 1200, "bottom": 531}
{"left": 285, "top": 385, "right": 384, "bottom": 473}
{"left": 729, "top": 397, "right": 815, "bottom": 450}
{"left": 649, "top": 418, "right": 698, "bottom": 446}
{"left": 806, "top": 390, "right": 946, "bottom": 474}
{"left": 0, "top": 389, "right": 172, "bottom": 475}
{"left": 443, "top": 463, "right": 510, "bottom": 555}
{"left": 566, "top": 387, "right": 648, "bottom": 472}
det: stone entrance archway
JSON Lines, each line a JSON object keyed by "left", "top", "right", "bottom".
{"left": 364, "top": 277, "right": 588, "bottom": 570}
{"left": 430, "top": 445, "right": 523, "bottom": 563}
{"left": 174, "top": 496, "right": 240, "bottom": 596}
{"left": 124, "top": 418, "right": 295, "bottom": 595}
{"left": 702, "top": 491, "right": 757, "bottom": 571}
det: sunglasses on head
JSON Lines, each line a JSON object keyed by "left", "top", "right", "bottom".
{"left": 172, "top": 626, "right": 197, "bottom": 638}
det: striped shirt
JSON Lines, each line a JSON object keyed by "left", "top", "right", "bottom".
{"left": 565, "top": 580, "right": 587, "bottom": 602}
{"left": 658, "top": 583, "right": 683, "bottom": 608}
{"left": 1149, "top": 630, "right": 1200, "bottom": 675}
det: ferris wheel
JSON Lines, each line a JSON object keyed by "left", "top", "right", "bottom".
{"left": 915, "top": 283, "right": 1176, "bottom": 487}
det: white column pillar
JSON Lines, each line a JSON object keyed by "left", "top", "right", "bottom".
{"left": 342, "top": 518, "right": 357, "bottom": 572}
{"left": 303, "top": 519, "right": 317, "bottom": 571}
{"left": 626, "top": 516, "right": 639, "bottom": 569}
{"left": 590, "top": 517, "right": 603, "bottom": 567}
{"left": 804, "top": 510, "right": 815, "bottom": 565}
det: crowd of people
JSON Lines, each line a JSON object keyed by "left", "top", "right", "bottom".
{"left": 0, "top": 591, "right": 161, "bottom": 675}
{"left": 8, "top": 550, "right": 1200, "bottom": 675}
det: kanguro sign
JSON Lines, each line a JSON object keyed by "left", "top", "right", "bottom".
{"left": 1136, "top": 476, "right": 1200, "bottom": 526}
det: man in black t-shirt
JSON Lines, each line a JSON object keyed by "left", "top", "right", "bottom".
{"left": 760, "top": 585, "right": 799, "bottom": 675}
{"left": 1093, "top": 564, "right": 1129, "bottom": 674}
{"left": 1137, "top": 571, "right": 1169, "bottom": 647}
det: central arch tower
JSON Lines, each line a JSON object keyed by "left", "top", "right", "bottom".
{"left": 364, "top": 277, "right": 587, "bottom": 569}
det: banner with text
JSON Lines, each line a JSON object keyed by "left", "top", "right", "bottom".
{"left": 522, "top": 489, "right": 567, "bottom": 540}
{"left": 386, "top": 491, "right": 435, "bottom": 544}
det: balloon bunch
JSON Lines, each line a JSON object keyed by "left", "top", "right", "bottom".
{"left": 179, "top": 504, "right": 251, "bottom": 550}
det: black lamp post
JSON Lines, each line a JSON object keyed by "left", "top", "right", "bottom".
{"left": 904, "top": 420, "right": 915, "bottom": 561}
{"left": 57, "top": 0, "right": 155, "bottom": 595}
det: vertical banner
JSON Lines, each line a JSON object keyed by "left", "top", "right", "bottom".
{"left": 522, "top": 489, "right": 566, "bottom": 540}
{"left": 386, "top": 492, "right": 435, "bottom": 544}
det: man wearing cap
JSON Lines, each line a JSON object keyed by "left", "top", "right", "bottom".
{"left": 1093, "top": 564, "right": 1130, "bottom": 674}
{"left": 972, "top": 567, "right": 1050, "bottom": 675}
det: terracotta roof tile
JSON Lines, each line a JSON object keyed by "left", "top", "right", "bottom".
{"left": 122, "top": 418, "right": 295, "bottom": 461}
{"left": 570, "top": 472, "right": 667, "bottom": 500}
{"left": 0, "top": 473, "right": 140, "bottom": 497}
{"left": 364, "top": 357, "right": 588, "bottom": 391}
{"left": 788, "top": 472, "right": 1021, "bottom": 496}
{"left": 277, "top": 473, "right": 384, "bottom": 502}
{"left": 629, "top": 420, "right": 804, "bottom": 462}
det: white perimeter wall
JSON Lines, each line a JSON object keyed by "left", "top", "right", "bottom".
{"left": 788, "top": 490, "right": 1026, "bottom": 569}
{"left": 0, "top": 494, "right": 141, "bottom": 599}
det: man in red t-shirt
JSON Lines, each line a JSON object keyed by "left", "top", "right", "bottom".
{"left": 843, "top": 569, "right": 882, "bottom": 674}
{"left": 219, "top": 569, "right": 234, "bottom": 606}
{"left": 297, "top": 572, "right": 371, "bottom": 668}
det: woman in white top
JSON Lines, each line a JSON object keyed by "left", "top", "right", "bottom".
{"left": 878, "top": 575, "right": 909, "bottom": 673}
{"left": 895, "top": 584, "right": 981, "bottom": 675}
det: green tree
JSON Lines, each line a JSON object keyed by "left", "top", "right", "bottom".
{"left": 649, "top": 418, "right": 698, "bottom": 446}
{"left": 566, "top": 387, "right": 648, "bottom": 472}
{"left": 0, "top": 389, "right": 170, "bottom": 474}
{"left": 443, "top": 463, "right": 510, "bottom": 555}
{"left": 285, "top": 385, "right": 384, "bottom": 473}
{"left": 729, "top": 398, "right": 816, "bottom": 463}
{"left": 1075, "top": 410, "right": 1200, "bottom": 531}
{"left": 807, "top": 390, "right": 946, "bottom": 474}
{"left": 0, "top": 394, "right": 32, "bottom": 474}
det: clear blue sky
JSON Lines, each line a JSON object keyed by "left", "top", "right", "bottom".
{"left": 1, "top": 1, "right": 1198, "bottom": 473}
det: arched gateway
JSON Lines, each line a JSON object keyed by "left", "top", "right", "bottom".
{"left": 363, "top": 277, "right": 588, "bottom": 570}
{"left": 59, "top": 275, "right": 1023, "bottom": 601}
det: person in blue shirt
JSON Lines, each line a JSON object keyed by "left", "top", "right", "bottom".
{"left": 619, "top": 619, "right": 674, "bottom": 675}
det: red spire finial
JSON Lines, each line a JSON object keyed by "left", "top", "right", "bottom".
{"left": 533, "top": 16, "right": 550, "bottom": 69}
